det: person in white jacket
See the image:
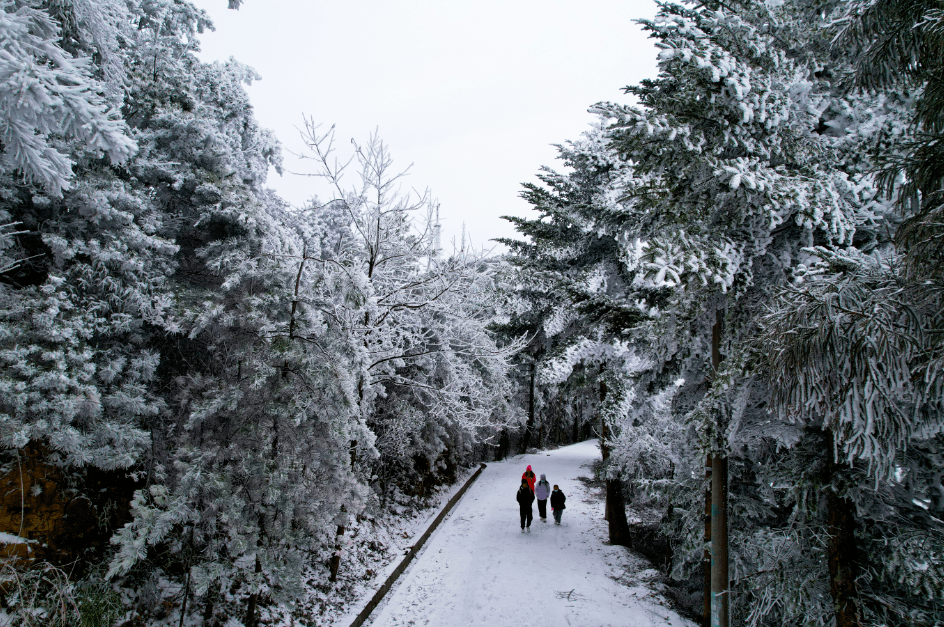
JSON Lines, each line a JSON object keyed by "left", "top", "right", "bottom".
{"left": 534, "top": 474, "right": 551, "bottom": 521}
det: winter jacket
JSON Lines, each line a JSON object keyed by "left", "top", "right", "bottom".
{"left": 522, "top": 466, "right": 536, "bottom": 492}
{"left": 516, "top": 485, "right": 535, "bottom": 510}
{"left": 535, "top": 475, "right": 551, "bottom": 500}
{"left": 550, "top": 489, "right": 566, "bottom": 510}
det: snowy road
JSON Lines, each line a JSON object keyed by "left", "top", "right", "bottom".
{"left": 366, "top": 440, "right": 695, "bottom": 627}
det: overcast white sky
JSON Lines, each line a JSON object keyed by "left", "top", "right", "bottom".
{"left": 189, "top": 0, "right": 659, "bottom": 252}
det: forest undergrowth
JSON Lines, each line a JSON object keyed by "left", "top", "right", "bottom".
{"left": 577, "top": 459, "right": 701, "bottom": 623}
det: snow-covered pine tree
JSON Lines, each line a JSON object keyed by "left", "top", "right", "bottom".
{"left": 504, "top": 0, "right": 904, "bottom": 624}
{"left": 108, "top": 189, "right": 372, "bottom": 624}
{"left": 488, "top": 261, "right": 604, "bottom": 457}
{"left": 0, "top": 0, "right": 358, "bottom": 621}
{"left": 498, "top": 118, "right": 657, "bottom": 546}
{"left": 491, "top": 200, "right": 592, "bottom": 456}
{"left": 0, "top": 0, "right": 136, "bottom": 197}
{"left": 97, "top": 3, "right": 371, "bottom": 621}
{"left": 757, "top": 1, "right": 944, "bottom": 624}
{"left": 593, "top": 2, "right": 906, "bottom": 623}
{"left": 1, "top": 0, "right": 177, "bottom": 476}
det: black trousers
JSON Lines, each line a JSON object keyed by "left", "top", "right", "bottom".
{"left": 537, "top": 499, "right": 547, "bottom": 518}
{"left": 520, "top": 507, "right": 533, "bottom": 528}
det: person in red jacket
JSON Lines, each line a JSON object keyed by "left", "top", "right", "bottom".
{"left": 521, "top": 465, "right": 536, "bottom": 493}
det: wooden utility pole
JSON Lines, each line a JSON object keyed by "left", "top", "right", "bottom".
{"left": 709, "top": 310, "right": 729, "bottom": 627}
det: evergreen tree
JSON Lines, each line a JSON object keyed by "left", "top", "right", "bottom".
{"left": 502, "top": 1, "right": 913, "bottom": 625}
{"left": 758, "top": 1, "right": 944, "bottom": 624}
{"left": 499, "top": 118, "right": 650, "bottom": 545}
{"left": 0, "top": 0, "right": 136, "bottom": 197}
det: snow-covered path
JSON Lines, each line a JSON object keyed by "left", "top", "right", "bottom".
{"left": 366, "top": 440, "right": 695, "bottom": 627}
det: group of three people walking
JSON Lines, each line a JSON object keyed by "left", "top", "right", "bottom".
{"left": 516, "top": 464, "right": 566, "bottom": 532}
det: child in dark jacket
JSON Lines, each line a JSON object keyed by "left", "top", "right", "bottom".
{"left": 550, "top": 485, "right": 566, "bottom": 525}
{"left": 516, "top": 479, "right": 535, "bottom": 532}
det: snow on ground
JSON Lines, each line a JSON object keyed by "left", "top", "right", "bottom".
{"left": 300, "top": 467, "right": 481, "bottom": 626}
{"left": 362, "top": 440, "right": 695, "bottom": 627}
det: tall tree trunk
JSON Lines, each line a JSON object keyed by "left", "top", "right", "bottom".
{"left": 708, "top": 309, "right": 728, "bottom": 627}
{"left": 246, "top": 414, "right": 279, "bottom": 627}
{"left": 179, "top": 528, "right": 194, "bottom": 627}
{"left": 599, "top": 377, "right": 630, "bottom": 545}
{"left": 601, "top": 378, "right": 609, "bottom": 523}
{"left": 497, "top": 428, "right": 509, "bottom": 461}
{"left": 606, "top": 478, "right": 631, "bottom": 546}
{"left": 572, "top": 400, "right": 579, "bottom": 444}
{"left": 327, "top": 442, "right": 356, "bottom": 583}
{"left": 825, "top": 431, "right": 862, "bottom": 627}
{"left": 245, "top": 555, "right": 262, "bottom": 627}
{"left": 703, "top": 454, "right": 712, "bottom": 627}
{"left": 329, "top": 518, "right": 346, "bottom": 582}
{"left": 521, "top": 360, "right": 536, "bottom": 453}
{"left": 710, "top": 455, "right": 729, "bottom": 627}
{"left": 203, "top": 593, "right": 216, "bottom": 627}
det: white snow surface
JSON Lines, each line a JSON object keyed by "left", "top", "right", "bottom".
{"left": 0, "top": 532, "right": 32, "bottom": 544}
{"left": 362, "top": 440, "right": 695, "bottom": 627}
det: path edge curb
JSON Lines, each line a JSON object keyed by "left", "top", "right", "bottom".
{"left": 348, "top": 462, "right": 488, "bottom": 627}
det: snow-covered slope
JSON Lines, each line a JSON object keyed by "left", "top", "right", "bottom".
{"left": 364, "top": 440, "right": 695, "bottom": 627}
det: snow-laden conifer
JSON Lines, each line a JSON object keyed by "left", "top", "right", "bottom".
{"left": 502, "top": 0, "right": 924, "bottom": 624}
{"left": 0, "top": 0, "right": 136, "bottom": 196}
